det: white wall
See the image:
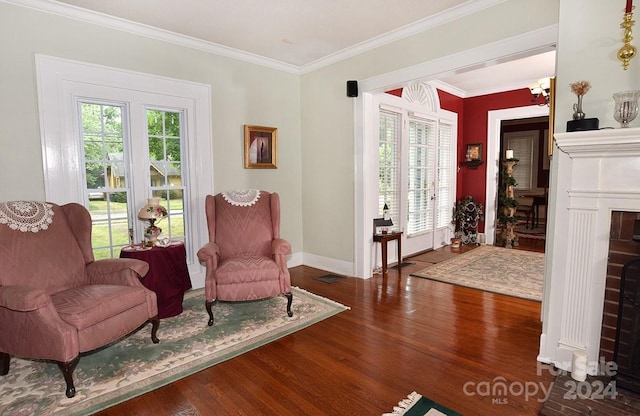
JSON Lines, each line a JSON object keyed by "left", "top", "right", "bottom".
{"left": 0, "top": 0, "right": 565, "bottom": 276}
{"left": 540, "top": 0, "right": 640, "bottom": 370}
{"left": 0, "top": 2, "right": 303, "bottom": 258}
{"left": 300, "top": 0, "right": 560, "bottom": 271}
{"left": 554, "top": 0, "right": 640, "bottom": 130}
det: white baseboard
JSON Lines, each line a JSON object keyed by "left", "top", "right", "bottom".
{"left": 289, "top": 252, "right": 360, "bottom": 278}
{"left": 192, "top": 252, "right": 362, "bottom": 291}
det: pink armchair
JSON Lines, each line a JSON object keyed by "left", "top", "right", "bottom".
{"left": 197, "top": 190, "right": 292, "bottom": 326}
{"left": 0, "top": 201, "right": 159, "bottom": 398}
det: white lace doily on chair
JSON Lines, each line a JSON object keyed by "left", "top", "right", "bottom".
{"left": 0, "top": 201, "right": 54, "bottom": 233}
{"left": 221, "top": 189, "right": 261, "bottom": 207}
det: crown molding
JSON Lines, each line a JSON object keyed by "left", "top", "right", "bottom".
{"left": 360, "top": 24, "right": 557, "bottom": 94}
{"left": 299, "top": 0, "right": 508, "bottom": 74}
{"left": 5, "top": 0, "right": 507, "bottom": 76}
{"left": 3, "top": 0, "right": 301, "bottom": 74}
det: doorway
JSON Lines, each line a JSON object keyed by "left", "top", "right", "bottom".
{"left": 375, "top": 89, "right": 458, "bottom": 257}
{"left": 353, "top": 26, "right": 557, "bottom": 279}
{"left": 485, "top": 107, "right": 549, "bottom": 246}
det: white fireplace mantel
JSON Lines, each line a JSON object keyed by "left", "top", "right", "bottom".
{"left": 556, "top": 128, "right": 640, "bottom": 156}
{"left": 539, "top": 127, "right": 640, "bottom": 375}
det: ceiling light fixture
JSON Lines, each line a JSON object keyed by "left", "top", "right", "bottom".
{"left": 529, "top": 77, "right": 552, "bottom": 106}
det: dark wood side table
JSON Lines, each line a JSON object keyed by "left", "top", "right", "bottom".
{"left": 522, "top": 194, "right": 548, "bottom": 228}
{"left": 373, "top": 231, "right": 403, "bottom": 276}
{"left": 120, "top": 242, "right": 192, "bottom": 318}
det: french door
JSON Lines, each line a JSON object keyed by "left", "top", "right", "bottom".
{"left": 377, "top": 94, "right": 456, "bottom": 256}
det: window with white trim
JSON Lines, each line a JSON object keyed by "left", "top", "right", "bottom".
{"left": 407, "top": 118, "right": 436, "bottom": 235}
{"left": 378, "top": 110, "right": 401, "bottom": 226}
{"left": 378, "top": 105, "right": 456, "bottom": 239}
{"left": 36, "top": 55, "right": 212, "bottom": 270}
{"left": 506, "top": 136, "right": 533, "bottom": 190}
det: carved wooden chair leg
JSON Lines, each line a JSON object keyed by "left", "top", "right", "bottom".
{"left": 57, "top": 356, "right": 80, "bottom": 398}
{"left": 205, "top": 299, "right": 216, "bottom": 326}
{"left": 285, "top": 292, "right": 293, "bottom": 317}
{"left": 0, "top": 352, "right": 9, "bottom": 375}
{"left": 149, "top": 315, "right": 160, "bottom": 344}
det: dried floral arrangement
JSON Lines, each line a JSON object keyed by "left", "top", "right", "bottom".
{"left": 570, "top": 80, "right": 591, "bottom": 96}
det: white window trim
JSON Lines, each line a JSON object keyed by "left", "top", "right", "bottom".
{"left": 35, "top": 54, "right": 213, "bottom": 289}
{"left": 372, "top": 91, "right": 457, "bottom": 268}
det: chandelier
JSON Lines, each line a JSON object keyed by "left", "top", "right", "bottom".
{"left": 529, "top": 77, "right": 552, "bottom": 106}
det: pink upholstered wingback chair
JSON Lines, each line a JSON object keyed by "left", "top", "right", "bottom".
{"left": 197, "top": 190, "right": 292, "bottom": 326}
{"left": 0, "top": 201, "right": 159, "bottom": 398}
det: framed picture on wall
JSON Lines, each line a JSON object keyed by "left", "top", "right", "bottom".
{"left": 466, "top": 143, "right": 482, "bottom": 161}
{"left": 244, "top": 125, "right": 278, "bottom": 169}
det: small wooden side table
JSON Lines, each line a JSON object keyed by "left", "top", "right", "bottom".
{"left": 373, "top": 231, "right": 403, "bottom": 276}
{"left": 120, "top": 242, "right": 192, "bottom": 318}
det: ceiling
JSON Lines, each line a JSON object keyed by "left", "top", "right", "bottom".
{"left": 34, "top": 0, "right": 555, "bottom": 96}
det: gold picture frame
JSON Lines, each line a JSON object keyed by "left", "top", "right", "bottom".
{"left": 466, "top": 143, "right": 482, "bottom": 161}
{"left": 548, "top": 76, "right": 556, "bottom": 157}
{"left": 244, "top": 125, "right": 277, "bottom": 169}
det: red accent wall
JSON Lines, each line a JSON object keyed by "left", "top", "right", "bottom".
{"left": 386, "top": 88, "right": 403, "bottom": 97}
{"left": 389, "top": 87, "right": 536, "bottom": 232}
{"left": 440, "top": 88, "right": 534, "bottom": 203}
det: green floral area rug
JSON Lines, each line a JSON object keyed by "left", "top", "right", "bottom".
{"left": 383, "top": 392, "right": 462, "bottom": 416}
{"left": 411, "top": 245, "right": 544, "bottom": 301}
{"left": 0, "top": 287, "right": 348, "bottom": 415}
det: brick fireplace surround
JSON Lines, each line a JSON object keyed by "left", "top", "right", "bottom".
{"left": 601, "top": 211, "right": 640, "bottom": 364}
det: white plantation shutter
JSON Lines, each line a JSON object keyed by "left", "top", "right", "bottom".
{"left": 377, "top": 95, "right": 457, "bottom": 249}
{"left": 379, "top": 110, "right": 400, "bottom": 226}
{"left": 506, "top": 136, "right": 533, "bottom": 190}
{"left": 407, "top": 118, "right": 436, "bottom": 236}
{"left": 437, "top": 122, "right": 454, "bottom": 228}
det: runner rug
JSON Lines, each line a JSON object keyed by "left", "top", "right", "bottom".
{"left": 0, "top": 287, "right": 348, "bottom": 415}
{"left": 411, "top": 245, "right": 544, "bottom": 301}
{"left": 383, "top": 391, "right": 462, "bottom": 416}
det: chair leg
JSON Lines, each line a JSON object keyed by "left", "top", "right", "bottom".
{"left": 149, "top": 315, "right": 160, "bottom": 344}
{"left": 57, "top": 356, "right": 79, "bottom": 398}
{"left": 0, "top": 351, "right": 9, "bottom": 375}
{"left": 285, "top": 292, "right": 293, "bottom": 317}
{"left": 206, "top": 299, "right": 216, "bottom": 326}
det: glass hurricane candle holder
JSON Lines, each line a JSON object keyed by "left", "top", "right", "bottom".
{"left": 613, "top": 90, "right": 640, "bottom": 128}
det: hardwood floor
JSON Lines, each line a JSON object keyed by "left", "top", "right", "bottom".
{"left": 96, "top": 244, "right": 552, "bottom": 416}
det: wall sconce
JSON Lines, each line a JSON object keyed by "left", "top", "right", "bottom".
{"left": 461, "top": 143, "right": 484, "bottom": 170}
{"left": 529, "top": 77, "right": 552, "bottom": 106}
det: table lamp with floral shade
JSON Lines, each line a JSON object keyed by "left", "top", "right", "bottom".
{"left": 138, "top": 197, "right": 167, "bottom": 245}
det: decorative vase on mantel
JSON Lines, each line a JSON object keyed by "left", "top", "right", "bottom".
{"left": 613, "top": 90, "right": 640, "bottom": 128}
{"left": 573, "top": 95, "right": 585, "bottom": 120}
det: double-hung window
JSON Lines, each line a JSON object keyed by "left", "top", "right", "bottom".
{"left": 80, "top": 104, "right": 189, "bottom": 258}
{"left": 36, "top": 55, "right": 212, "bottom": 283}
{"left": 505, "top": 134, "right": 534, "bottom": 190}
